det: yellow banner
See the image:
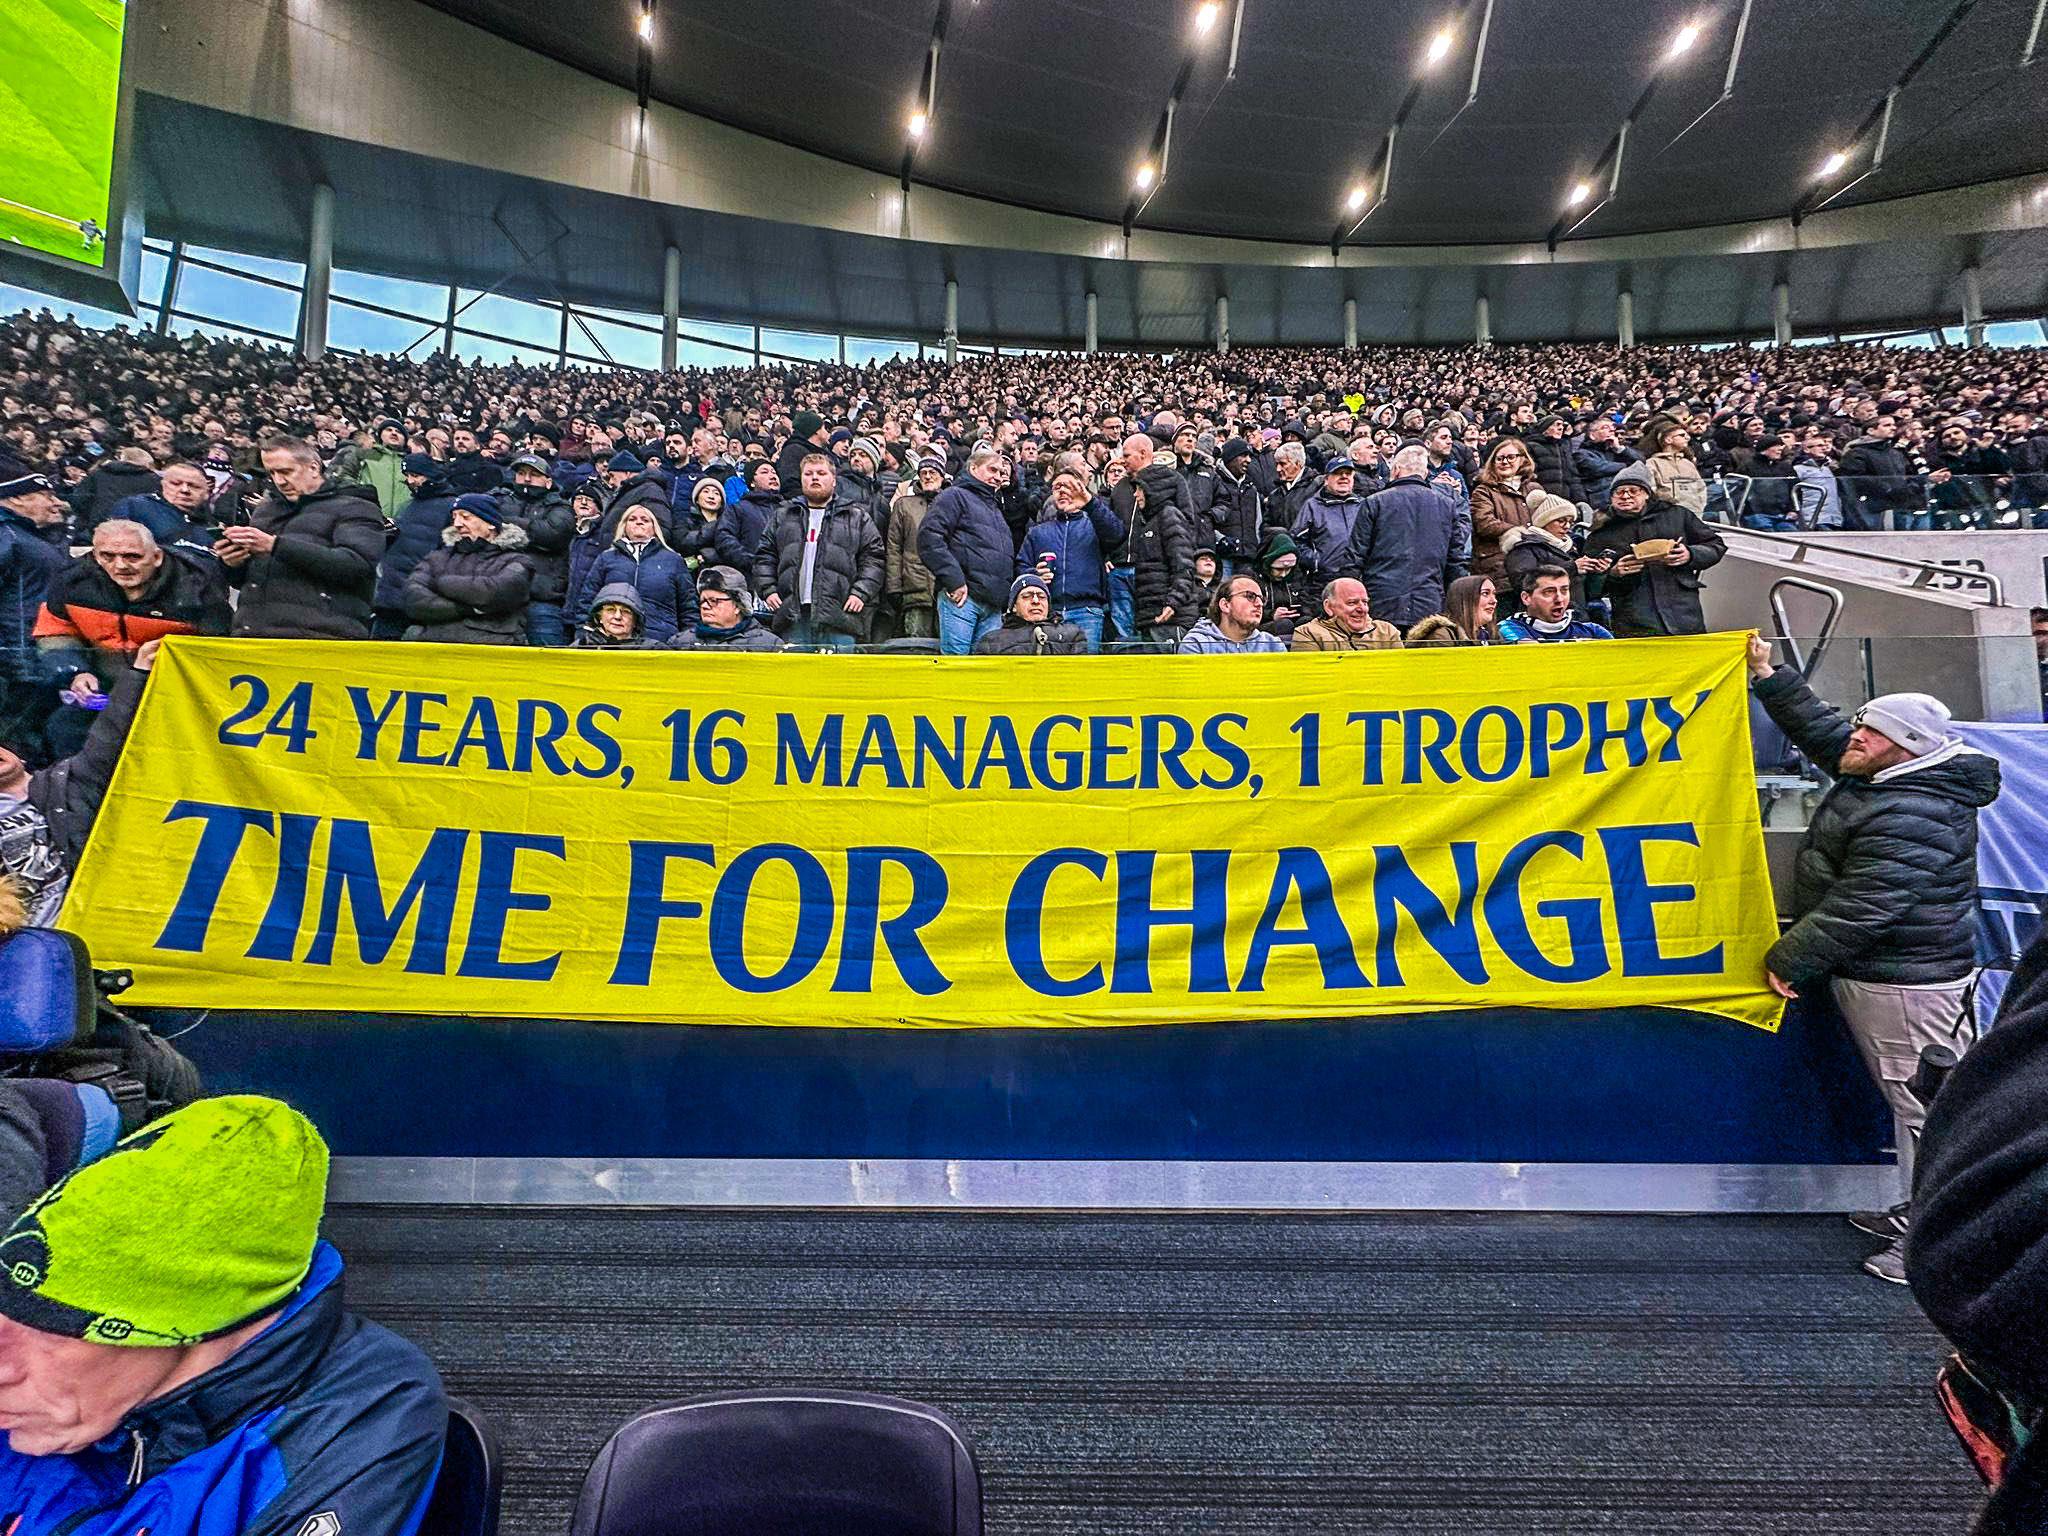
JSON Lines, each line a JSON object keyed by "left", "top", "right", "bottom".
{"left": 64, "top": 636, "right": 1782, "bottom": 1031}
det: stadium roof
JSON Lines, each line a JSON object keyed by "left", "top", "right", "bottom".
{"left": 414, "top": 0, "right": 2048, "bottom": 248}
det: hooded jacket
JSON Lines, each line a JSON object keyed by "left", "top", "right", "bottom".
{"left": 1524, "top": 431, "right": 1584, "bottom": 503}
{"left": 1122, "top": 464, "right": 1196, "bottom": 623}
{"left": 575, "top": 524, "right": 699, "bottom": 643}
{"left": 1176, "top": 618, "right": 1286, "bottom": 655}
{"left": 1405, "top": 613, "right": 1476, "bottom": 647}
{"left": 1253, "top": 528, "right": 1316, "bottom": 641}
{"left": 0, "top": 1242, "right": 446, "bottom": 1536}
{"left": 1345, "top": 475, "right": 1467, "bottom": 628}
{"left": 1201, "top": 464, "right": 1263, "bottom": 560}
{"left": 402, "top": 520, "right": 533, "bottom": 645}
{"left": 1753, "top": 666, "right": 2001, "bottom": 988}
{"left": 351, "top": 442, "right": 412, "bottom": 520}
{"left": 917, "top": 472, "right": 1016, "bottom": 609}
{"left": 1580, "top": 494, "right": 1725, "bottom": 637}
{"left": 573, "top": 581, "right": 658, "bottom": 649}
{"left": 229, "top": 482, "right": 385, "bottom": 641}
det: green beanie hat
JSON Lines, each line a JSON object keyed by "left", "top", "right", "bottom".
{"left": 0, "top": 1096, "right": 328, "bottom": 1347}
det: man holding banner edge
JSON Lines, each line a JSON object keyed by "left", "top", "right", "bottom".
{"left": 1747, "top": 634, "right": 2002, "bottom": 1283}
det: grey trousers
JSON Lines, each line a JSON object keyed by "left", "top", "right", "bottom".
{"left": 1830, "top": 974, "right": 1976, "bottom": 1197}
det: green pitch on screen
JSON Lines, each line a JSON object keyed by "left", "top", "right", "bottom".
{"left": 0, "top": 0, "right": 126, "bottom": 266}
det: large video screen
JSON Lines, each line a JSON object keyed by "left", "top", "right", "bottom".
{"left": 0, "top": 0, "right": 127, "bottom": 268}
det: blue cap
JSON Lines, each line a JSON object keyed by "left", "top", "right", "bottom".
{"left": 1322, "top": 456, "right": 1355, "bottom": 474}
{"left": 607, "top": 450, "right": 645, "bottom": 473}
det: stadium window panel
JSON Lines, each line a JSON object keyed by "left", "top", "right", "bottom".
{"left": 450, "top": 331, "right": 547, "bottom": 366}
{"left": 332, "top": 269, "right": 448, "bottom": 321}
{"left": 1985, "top": 321, "right": 2044, "bottom": 348}
{"left": 139, "top": 248, "right": 169, "bottom": 310}
{"left": 168, "top": 314, "right": 294, "bottom": 347}
{"left": 0, "top": 281, "right": 140, "bottom": 331}
{"left": 760, "top": 327, "right": 838, "bottom": 362}
{"left": 185, "top": 246, "right": 306, "bottom": 286}
{"left": 845, "top": 337, "right": 916, "bottom": 365}
{"left": 676, "top": 320, "right": 758, "bottom": 368}
{"left": 331, "top": 299, "right": 442, "bottom": 357}
{"left": 175, "top": 265, "right": 303, "bottom": 340}
{"left": 1789, "top": 335, "right": 1833, "bottom": 348}
{"left": 566, "top": 313, "right": 661, "bottom": 370}
{"left": 454, "top": 289, "right": 561, "bottom": 350}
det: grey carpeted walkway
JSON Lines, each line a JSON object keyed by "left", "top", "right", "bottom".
{"left": 327, "top": 1206, "right": 1982, "bottom": 1534}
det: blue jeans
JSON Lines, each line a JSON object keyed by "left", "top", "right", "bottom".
{"left": 526, "top": 600, "right": 567, "bottom": 647}
{"left": 937, "top": 592, "right": 1000, "bottom": 655}
{"left": 787, "top": 609, "right": 855, "bottom": 651}
{"left": 1108, "top": 566, "right": 1137, "bottom": 642}
{"left": 1059, "top": 603, "right": 1105, "bottom": 653}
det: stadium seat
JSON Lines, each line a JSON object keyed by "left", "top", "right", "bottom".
{"left": 0, "top": 928, "right": 94, "bottom": 1056}
{"left": 567, "top": 1390, "right": 982, "bottom": 1536}
{"left": 420, "top": 1398, "right": 503, "bottom": 1536}
{"left": 876, "top": 636, "right": 943, "bottom": 653}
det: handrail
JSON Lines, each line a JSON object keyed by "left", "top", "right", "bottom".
{"left": 1727, "top": 526, "right": 2004, "bottom": 606}
{"left": 1767, "top": 576, "right": 1844, "bottom": 680}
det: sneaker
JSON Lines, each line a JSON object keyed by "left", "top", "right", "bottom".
{"left": 1862, "top": 1235, "right": 1908, "bottom": 1285}
{"left": 1849, "top": 1201, "right": 1910, "bottom": 1240}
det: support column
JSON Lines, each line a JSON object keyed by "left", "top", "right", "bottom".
{"left": 1961, "top": 264, "right": 1986, "bottom": 348}
{"left": 441, "top": 286, "right": 458, "bottom": 357}
{"left": 1343, "top": 297, "right": 1358, "bottom": 350}
{"left": 1084, "top": 290, "right": 1098, "bottom": 354}
{"left": 1216, "top": 294, "right": 1230, "bottom": 355}
{"left": 660, "top": 245, "right": 680, "bottom": 372}
{"left": 943, "top": 278, "right": 959, "bottom": 364}
{"left": 153, "top": 240, "right": 185, "bottom": 336}
{"left": 1772, "top": 280, "right": 1792, "bottom": 346}
{"left": 1474, "top": 294, "right": 1492, "bottom": 348}
{"left": 751, "top": 324, "right": 761, "bottom": 366}
{"left": 300, "top": 183, "right": 333, "bottom": 361}
{"left": 1617, "top": 288, "right": 1635, "bottom": 348}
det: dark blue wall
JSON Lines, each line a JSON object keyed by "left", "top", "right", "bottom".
{"left": 170, "top": 994, "right": 1888, "bottom": 1163}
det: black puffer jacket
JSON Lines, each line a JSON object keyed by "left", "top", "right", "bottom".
{"left": 753, "top": 496, "right": 885, "bottom": 639}
{"left": 1524, "top": 432, "right": 1583, "bottom": 502}
{"left": 401, "top": 522, "right": 532, "bottom": 644}
{"left": 1579, "top": 495, "right": 1724, "bottom": 637}
{"left": 500, "top": 486, "right": 576, "bottom": 604}
{"left": 1755, "top": 666, "right": 2001, "bottom": 987}
{"left": 972, "top": 614, "right": 1086, "bottom": 655}
{"left": 1202, "top": 467, "right": 1263, "bottom": 561}
{"left": 230, "top": 482, "right": 386, "bottom": 640}
{"left": 917, "top": 473, "right": 1015, "bottom": 608}
{"left": 1124, "top": 464, "right": 1196, "bottom": 623}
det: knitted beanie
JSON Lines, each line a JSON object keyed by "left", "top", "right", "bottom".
{"left": 0, "top": 1096, "right": 328, "bottom": 1346}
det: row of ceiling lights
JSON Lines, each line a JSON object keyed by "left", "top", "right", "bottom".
{"left": 623, "top": 2, "right": 1916, "bottom": 228}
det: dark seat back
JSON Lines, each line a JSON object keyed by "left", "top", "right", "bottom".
{"left": 420, "top": 1398, "right": 502, "bottom": 1536}
{"left": 569, "top": 1390, "right": 981, "bottom": 1536}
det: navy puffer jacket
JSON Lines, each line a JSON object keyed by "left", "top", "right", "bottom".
{"left": 917, "top": 472, "right": 1016, "bottom": 608}
{"left": 374, "top": 485, "right": 454, "bottom": 613}
{"left": 574, "top": 529, "right": 699, "bottom": 642}
{"left": 1755, "top": 666, "right": 2002, "bottom": 988}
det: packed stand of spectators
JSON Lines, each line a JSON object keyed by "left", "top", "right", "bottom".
{"left": 4, "top": 305, "right": 2047, "bottom": 735}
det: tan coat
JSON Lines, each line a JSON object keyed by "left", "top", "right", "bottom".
{"left": 1290, "top": 615, "right": 1404, "bottom": 651}
{"left": 885, "top": 491, "right": 937, "bottom": 601}
{"left": 1468, "top": 480, "right": 1533, "bottom": 580}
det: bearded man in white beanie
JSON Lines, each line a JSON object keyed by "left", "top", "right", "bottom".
{"left": 1746, "top": 635, "right": 2002, "bottom": 1284}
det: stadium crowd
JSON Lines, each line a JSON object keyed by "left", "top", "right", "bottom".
{"left": 1, "top": 301, "right": 2045, "bottom": 1531}
{"left": 3, "top": 304, "right": 2046, "bottom": 744}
